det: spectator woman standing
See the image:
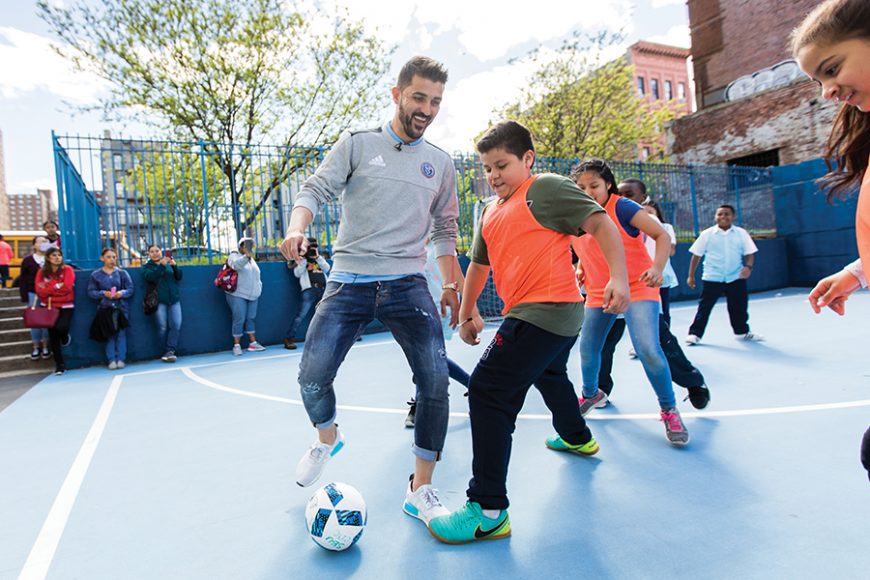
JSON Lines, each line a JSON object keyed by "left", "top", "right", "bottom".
{"left": 19, "top": 235, "right": 52, "bottom": 360}
{"left": 35, "top": 247, "right": 75, "bottom": 375}
{"left": 87, "top": 248, "right": 134, "bottom": 370}
{"left": 142, "top": 244, "right": 183, "bottom": 362}
{"left": 225, "top": 238, "right": 265, "bottom": 355}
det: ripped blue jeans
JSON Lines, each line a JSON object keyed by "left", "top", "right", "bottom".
{"left": 297, "top": 275, "right": 449, "bottom": 461}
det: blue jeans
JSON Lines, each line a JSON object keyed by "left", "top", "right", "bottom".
{"left": 27, "top": 292, "right": 48, "bottom": 344}
{"left": 106, "top": 328, "right": 127, "bottom": 362}
{"left": 226, "top": 294, "right": 258, "bottom": 337}
{"left": 155, "top": 301, "right": 182, "bottom": 351}
{"left": 579, "top": 300, "right": 676, "bottom": 409}
{"left": 298, "top": 276, "right": 449, "bottom": 461}
{"left": 286, "top": 287, "right": 324, "bottom": 340}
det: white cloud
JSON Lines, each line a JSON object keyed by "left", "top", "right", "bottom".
{"left": 0, "top": 27, "right": 108, "bottom": 105}
{"left": 334, "top": 0, "right": 632, "bottom": 62}
{"left": 646, "top": 24, "right": 691, "bottom": 48}
{"left": 8, "top": 178, "right": 56, "bottom": 195}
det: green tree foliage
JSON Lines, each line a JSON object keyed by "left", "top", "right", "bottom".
{"left": 39, "top": 0, "right": 393, "bottom": 234}
{"left": 495, "top": 33, "right": 676, "bottom": 161}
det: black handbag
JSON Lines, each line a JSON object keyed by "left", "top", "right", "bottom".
{"left": 144, "top": 282, "right": 159, "bottom": 315}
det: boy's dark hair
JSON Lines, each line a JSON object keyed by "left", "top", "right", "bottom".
{"left": 476, "top": 121, "right": 535, "bottom": 158}
{"left": 570, "top": 158, "right": 619, "bottom": 196}
{"left": 307, "top": 237, "right": 318, "bottom": 246}
{"left": 718, "top": 204, "right": 736, "bottom": 214}
{"left": 100, "top": 247, "right": 117, "bottom": 256}
{"left": 43, "top": 220, "right": 59, "bottom": 228}
{"left": 397, "top": 56, "right": 448, "bottom": 90}
{"left": 620, "top": 178, "right": 647, "bottom": 197}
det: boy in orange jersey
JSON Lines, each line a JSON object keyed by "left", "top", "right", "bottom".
{"left": 428, "top": 121, "right": 629, "bottom": 544}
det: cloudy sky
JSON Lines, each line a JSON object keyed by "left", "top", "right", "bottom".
{"left": 0, "top": 0, "right": 689, "bottom": 197}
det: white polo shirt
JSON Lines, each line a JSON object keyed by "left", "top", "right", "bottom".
{"left": 689, "top": 225, "right": 758, "bottom": 283}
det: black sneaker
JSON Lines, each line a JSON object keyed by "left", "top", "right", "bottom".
{"left": 686, "top": 385, "right": 711, "bottom": 410}
{"left": 41, "top": 348, "right": 52, "bottom": 359}
{"left": 30, "top": 348, "right": 40, "bottom": 360}
{"left": 54, "top": 366, "right": 65, "bottom": 376}
{"left": 405, "top": 398, "right": 416, "bottom": 429}
{"left": 161, "top": 351, "right": 177, "bottom": 363}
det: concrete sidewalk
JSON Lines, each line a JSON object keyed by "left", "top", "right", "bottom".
{"left": 0, "top": 373, "right": 47, "bottom": 412}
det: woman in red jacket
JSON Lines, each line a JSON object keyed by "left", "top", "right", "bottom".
{"left": 35, "top": 247, "right": 75, "bottom": 375}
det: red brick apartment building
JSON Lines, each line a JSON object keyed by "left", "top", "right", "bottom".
{"left": 627, "top": 41, "right": 693, "bottom": 160}
{"left": 668, "top": 0, "right": 837, "bottom": 167}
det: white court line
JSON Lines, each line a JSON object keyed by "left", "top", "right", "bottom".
{"left": 119, "top": 290, "right": 808, "bottom": 379}
{"left": 181, "top": 367, "right": 870, "bottom": 420}
{"left": 18, "top": 376, "right": 123, "bottom": 580}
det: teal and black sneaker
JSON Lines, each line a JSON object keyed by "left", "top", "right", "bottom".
{"left": 545, "top": 435, "right": 600, "bottom": 456}
{"left": 428, "top": 501, "right": 511, "bottom": 545}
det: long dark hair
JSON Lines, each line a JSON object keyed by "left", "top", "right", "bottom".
{"left": 790, "top": 0, "right": 870, "bottom": 200}
{"left": 570, "top": 158, "right": 619, "bottom": 196}
{"left": 42, "top": 247, "right": 65, "bottom": 277}
{"left": 644, "top": 200, "right": 666, "bottom": 222}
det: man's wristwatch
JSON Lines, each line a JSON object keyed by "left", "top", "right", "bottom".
{"left": 442, "top": 282, "right": 459, "bottom": 291}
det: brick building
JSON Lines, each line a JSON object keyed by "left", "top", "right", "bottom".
{"left": 0, "top": 129, "right": 10, "bottom": 230}
{"left": 668, "top": 0, "right": 837, "bottom": 166}
{"left": 627, "top": 41, "right": 693, "bottom": 160}
{"left": 8, "top": 188, "right": 57, "bottom": 231}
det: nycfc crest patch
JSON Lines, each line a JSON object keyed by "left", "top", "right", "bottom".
{"left": 421, "top": 162, "right": 436, "bottom": 178}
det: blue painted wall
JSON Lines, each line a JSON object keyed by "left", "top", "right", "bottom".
{"left": 62, "top": 262, "right": 304, "bottom": 369}
{"left": 772, "top": 159, "right": 858, "bottom": 286}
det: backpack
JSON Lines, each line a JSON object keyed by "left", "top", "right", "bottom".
{"left": 214, "top": 261, "right": 238, "bottom": 292}
{"left": 143, "top": 282, "right": 159, "bottom": 315}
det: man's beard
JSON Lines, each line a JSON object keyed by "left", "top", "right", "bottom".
{"left": 398, "top": 101, "right": 431, "bottom": 140}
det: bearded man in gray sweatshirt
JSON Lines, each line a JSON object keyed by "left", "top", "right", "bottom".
{"left": 281, "top": 56, "right": 469, "bottom": 528}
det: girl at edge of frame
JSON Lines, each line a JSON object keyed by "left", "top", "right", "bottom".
{"left": 792, "top": 0, "right": 870, "bottom": 481}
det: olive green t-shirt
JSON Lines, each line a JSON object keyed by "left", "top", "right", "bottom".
{"left": 470, "top": 174, "right": 604, "bottom": 336}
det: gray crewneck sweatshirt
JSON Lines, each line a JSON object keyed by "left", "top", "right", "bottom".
{"left": 294, "top": 123, "right": 458, "bottom": 276}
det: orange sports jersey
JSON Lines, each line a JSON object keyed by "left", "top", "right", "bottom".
{"left": 857, "top": 156, "right": 870, "bottom": 277}
{"left": 571, "top": 193, "right": 659, "bottom": 308}
{"left": 481, "top": 175, "right": 582, "bottom": 315}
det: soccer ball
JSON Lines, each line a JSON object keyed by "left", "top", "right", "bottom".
{"left": 305, "top": 482, "right": 367, "bottom": 551}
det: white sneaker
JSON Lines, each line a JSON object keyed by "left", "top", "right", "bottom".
{"left": 295, "top": 428, "right": 345, "bottom": 487}
{"left": 736, "top": 332, "right": 765, "bottom": 342}
{"left": 247, "top": 341, "right": 266, "bottom": 352}
{"left": 685, "top": 334, "right": 701, "bottom": 345}
{"left": 403, "top": 476, "right": 449, "bottom": 525}
{"left": 108, "top": 361, "right": 118, "bottom": 370}
{"left": 116, "top": 360, "right": 125, "bottom": 369}
{"left": 232, "top": 344, "right": 243, "bottom": 356}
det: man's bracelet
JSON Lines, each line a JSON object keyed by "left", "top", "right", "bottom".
{"left": 460, "top": 317, "right": 474, "bottom": 327}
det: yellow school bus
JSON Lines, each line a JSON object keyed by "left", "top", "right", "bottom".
{"left": 0, "top": 230, "right": 45, "bottom": 288}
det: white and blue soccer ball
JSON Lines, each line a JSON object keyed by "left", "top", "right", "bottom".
{"left": 305, "top": 482, "right": 367, "bottom": 551}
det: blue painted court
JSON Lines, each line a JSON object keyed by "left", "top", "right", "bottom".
{"left": 1, "top": 288, "right": 868, "bottom": 580}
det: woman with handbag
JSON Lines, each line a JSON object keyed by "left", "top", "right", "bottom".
{"left": 19, "top": 235, "right": 52, "bottom": 360}
{"left": 35, "top": 247, "right": 75, "bottom": 375}
{"left": 225, "top": 237, "right": 265, "bottom": 356}
{"left": 87, "top": 248, "right": 134, "bottom": 370}
{"left": 142, "top": 244, "right": 182, "bottom": 363}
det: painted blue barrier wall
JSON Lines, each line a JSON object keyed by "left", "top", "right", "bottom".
{"left": 61, "top": 262, "right": 304, "bottom": 369}
{"left": 772, "top": 159, "right": 858, "bottom": 286}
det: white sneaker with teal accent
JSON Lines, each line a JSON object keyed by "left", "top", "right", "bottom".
{"left": 295, "top": 428, "right": 345, "bottom": 487}
{"left": 403, "top": 476, "right": 449, "bottom": 525}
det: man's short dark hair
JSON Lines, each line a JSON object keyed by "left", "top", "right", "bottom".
{"left": 307, "top": 237, "right": 318, "bottom": 246}
{"left": 476, "top": 121, "right": 535, "bottom": 158}
{"left": 397, "top": 56, "right": 448, "bottom": 90}
{"left": 620, "top": 178, "right": 646, "bottom": 197}
{"left": 718, "top": 204, "right": 736, "bottom": 214}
